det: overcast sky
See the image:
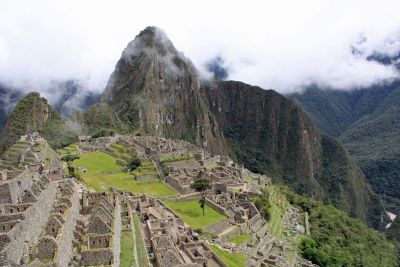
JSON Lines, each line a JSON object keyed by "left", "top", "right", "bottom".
{"left": 1, "top": 0, "right": 400, "bottom": 94}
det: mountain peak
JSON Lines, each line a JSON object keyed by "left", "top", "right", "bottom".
{"left": 101, "top": 27, "right": 228, "bottom": 156}
{"left": 123, "top": 26, "right": 177, "bottom": 59}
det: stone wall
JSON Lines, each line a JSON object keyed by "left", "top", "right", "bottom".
{"left": 0, "top": 181, "right": 57, "bottom": 266}
{"left": 205, "top": 198, "right": 229, "bottom": 217}
{"left": 0, "top": 170, "right": 36, "bottom": 204}
{"left": 165, "top": 176, "right": 191, "bottom": 194}
{"left": 80, "top": 249, "right": 114, "bottom": 266}
{"left": 53, "top": 187, "right": 79, "bottom": 267}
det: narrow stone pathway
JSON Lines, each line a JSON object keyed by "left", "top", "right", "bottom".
{"left": 130, "top": 214, "right": 139, "bottom": 267}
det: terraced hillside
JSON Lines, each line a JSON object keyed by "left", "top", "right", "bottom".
{"left": 56, "top": 135, "right": 396, "bottom": 267}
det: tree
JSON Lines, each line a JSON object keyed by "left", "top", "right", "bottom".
{"left": 127, "top": 153, "right": 141, "bottom": 171}
{"left": 252, "top": 190, "right": 271, "bottom": 221}
{"left": 191, "top": 178, "right": 211, "bottom": 215}
{"left": 61, "top": 154, "right": 80, "bottom": 177}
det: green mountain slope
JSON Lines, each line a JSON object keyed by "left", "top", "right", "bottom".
{"left": 0, "top": 92, "right": 77, "bottom": 153}
{"left": 292, "top": 84, "right": 400, "bottom": 214}
{"left": 286, "top": 189, "right": 398, "bottom": 267}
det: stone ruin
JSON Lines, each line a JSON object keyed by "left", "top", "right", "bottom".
{"left": 122, "top": 191, "right": 228, "bottom": 267}
{"left": 0, "top": 133, "right": 124, "bottom": 267}
{"left": 70, "top": 191, "right": 121, "bottom": 266}
{"left": 0, "top": 159, "right": 64, "bottom": 265}
{"left": 165, "top": 156, "right": 245, "bottom": 195}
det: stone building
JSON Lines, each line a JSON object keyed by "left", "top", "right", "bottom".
{"left": 70, "top": 191, "right": 121, "bottom": 267}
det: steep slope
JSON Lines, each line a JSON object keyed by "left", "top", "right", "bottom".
{"left": 71, "top": 103, "right": 130, "bottom": 136}
{"left": 101, "top": 27, "right": 228, "bottom": 156}
{"left": 0, "top": 92, "right": 77, "bottom": 153}
{"left": 292, "top": 83, "right": 400, "bottom": 214}
{"left": 202, "top": 80, "right": 384, "bottom": 228}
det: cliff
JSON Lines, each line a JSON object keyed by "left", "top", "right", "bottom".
{"left": 202, "top": 80, "right": 384, "bottom": 228}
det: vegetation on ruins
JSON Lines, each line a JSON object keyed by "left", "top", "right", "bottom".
{"left": 191, "top": 178, "right": 211, "bottom": 215}
{"left": 252, "top": 188, "right": 271, "bottom": 221}
{"left": 61, "top": 154, "right": 80, "bottom": 177}
{"left": 283, "top": 189, "right": 398, "bottom": 267}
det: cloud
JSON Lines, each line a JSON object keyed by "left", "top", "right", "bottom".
{"left": 0, "top": 0, "right": 400, "bottom": 95}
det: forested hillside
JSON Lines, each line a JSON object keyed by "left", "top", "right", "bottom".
{"left": 291, "top": 82, "right": 400, "bottom": 214}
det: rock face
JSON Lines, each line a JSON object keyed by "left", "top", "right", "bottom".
{"left": 202, "top": 80, "right": 383, "bottom": 227}
{"left": 101, "top": 27, "right": 228, "bottom": 156}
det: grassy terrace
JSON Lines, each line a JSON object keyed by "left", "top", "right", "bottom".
{"left": 163, "top": 199, "right": 227, "bottom": 230}
{"left": 57, "top": 143, "right": 79, "bottom": 157}
{"left": 120, "top": 231, "right": 135, "bottom": 267}
{"left": 209, "top": 244, "right": 247, "bottom": 267}
{"left": 267, "top": 186, "right": 288, "bottom": 239}
{"left": 72, "top": 152, "right": 176, "bottom": 196}
{"left": 109, "top": 143, "right": 132, "bottom": 159}
{"left": 228, "top": 233, "right": 251, "bottom": 245}
{"left": 132, "top": 160, "right": 158, "bottom": 178}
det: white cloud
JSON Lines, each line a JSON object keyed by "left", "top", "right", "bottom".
{"left": 0, "top": 0, "right": 400, "bottom": 94}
